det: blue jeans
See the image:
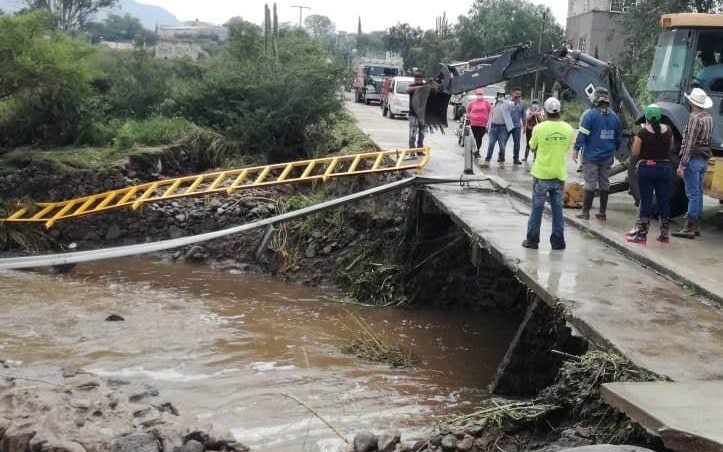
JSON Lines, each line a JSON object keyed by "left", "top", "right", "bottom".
{"left": 683, "top": 157, "right": 708, "bottom": 220}
{"left": 637, "top": 162, "right": 672, "bottom": 220}
{"left": 510, "top": 127, "right": 522, "bottom": 161}
{"left": 526, "top": 178, "right": 565, "bottom": 246}
{"left": 408, "top": 115, "right": 425, "bottom": 148}
{"left": 486, "top": 124, "right": 509, "bottom": 162}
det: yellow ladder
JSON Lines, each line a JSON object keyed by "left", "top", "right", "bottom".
{"left": 3, "top": 147, "right": 430, "bottom": 229}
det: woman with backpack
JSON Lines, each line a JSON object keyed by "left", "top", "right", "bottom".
{"left": 626, "top": 104, "right": 675, "bottom": 244}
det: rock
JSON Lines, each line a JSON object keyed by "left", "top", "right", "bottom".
{"left": 377, "top": 430, "right": 401, "bottom": 452}
{"left": 0, "top": 422, "right": 37, "bottom": 452}
{"left": 111, "top": 432, "right": 160, "bottom": 452}
{"left": 456, "top": 435, "right": 474, "bottom": 451}
{"left": 304, "top": 243, "right": 318, "bottom": 258}
{"left": 61, "top": 367, "right": 79, "bottom": 378}
{"left": 441, "top": 434, "right": 457, "bottom": 451}
{"left": 70, "top": 398, "right": 91, "bottom": 410}
{"left": 105, "top": 314, "right": 125, "bottom": 322}
{"left": 473, "top": 438, "right": 489, "bottom": 450}
{"left": 105, "top": 224, "right": 122, "bottom": 241}
{"left": 177, "top": 440, "right": 204, "bottom": 452}
{"left": 312, "top": 231, "right": 323, "bottom": 239}
{"left": 183, "top": 246, "right": 207, "bottom": 262}
{"left": 353, "top": 431, "right": 378, "bottom": 452}
{"left": 322, "top": 245, "right": 333, "bottom": 255}
{"left": 465, "top": 424, "right": 483, "bottom": 437}
{"left": 169, "top": 225, "right": 185, "bottom": 239}
{"left": 29, "top": 433, "right": 87, "bottom": 452}
{"left": 175, "top": 214, "right": 187, "bottom": 222}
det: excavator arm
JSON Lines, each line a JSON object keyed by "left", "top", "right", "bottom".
{"left": 418, "top": 44, "right": 641, "bottom": 163}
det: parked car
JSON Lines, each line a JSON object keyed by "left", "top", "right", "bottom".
{"left": 381, "top": 76, "right": 415, "bottom": 119}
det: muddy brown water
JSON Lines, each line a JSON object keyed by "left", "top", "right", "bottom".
{"left": 0, "top": 257, "right": 518, "bottom": 451}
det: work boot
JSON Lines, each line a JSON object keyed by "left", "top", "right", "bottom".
{"left": 672, "top": 219, "right": 696, "bottom": 239}
{"left": 694, "top": 220, "right": 702, "bottom": 237}
{"left": 577, "top": 190, "right": 594, "bottom": 220}
{"left": 626, "top": 219, "right": 649, "bottom": 244}
{"left": 596, "top": 190, "right": 609, "bottom": 221}
{"left": 657, "top": 219, "right": 671, "bottom": 244}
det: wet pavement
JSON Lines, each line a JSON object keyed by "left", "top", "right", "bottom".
{"left": 0, "top": 257, "right": 517, "bottom": 451}
{"left": 347, "top": 98, "right": 723, "bottom": 383}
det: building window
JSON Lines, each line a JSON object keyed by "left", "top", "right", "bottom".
{"left": 569, "top": 0, "right": 576, "bottom": 16}
{"left": 578, "top": 36, "right": 587, "bottom": 53}
{"left": 584, "top": 0, "right": 589, "bottom": 11}
{"left": 610, "top": 0, "right": 633, "bottom": 13}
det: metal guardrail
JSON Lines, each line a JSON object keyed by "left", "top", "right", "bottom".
{"left": 2, "top": 147, "right": 430, "bottom": 229}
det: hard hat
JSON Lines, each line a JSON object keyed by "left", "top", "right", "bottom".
{"left": 644, "top": 104, "right": 662, "bottom": 122}
{"left": 544, "top": 97, "right": 561, "bottom": 114}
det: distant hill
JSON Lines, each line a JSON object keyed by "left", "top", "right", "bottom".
{"left": 0, "top": 0, "right": 181, "bottom": 29}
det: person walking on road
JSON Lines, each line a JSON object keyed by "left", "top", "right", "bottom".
{"left": 626, "top": 104, "right": 675, "bottom": 244}
{"left": 509, "top": 87, "right": 527, "bottom": 165}
{"left": 672, "top": 87, "right": 714, "bottom": 239}
{"left": 466, "top": 87, "right": 492, "bottom": 158}
{"left": 406, "top": 72, "right": 427, "bottom": 154}
{"left": 522, "top": 97, "right": 575, "bottom": 251}
{"left": 481, "top": 90, "right": 513, "bottom": 168}
{"left": 573, "top": 87, "right": 623, "bottom": 221}
{"left": 524, "top": 99, "right": 544, "bottom": 162}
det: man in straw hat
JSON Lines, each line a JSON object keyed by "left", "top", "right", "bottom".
{"left": 672, "top": 87, "right": 714, "bottom": 239}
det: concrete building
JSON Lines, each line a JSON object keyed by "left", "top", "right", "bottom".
{"left": 154, "top": 40, "right": 205, "bottom": 60}
{"left": 157, "top": 21, "right": 228, "bottom": 42}
{"left": 566, "top": 0, "right": 632, "bottom": 62}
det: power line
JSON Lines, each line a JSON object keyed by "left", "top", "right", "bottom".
{"left": 290, "top": 4, "right": 311, "bottom": 27}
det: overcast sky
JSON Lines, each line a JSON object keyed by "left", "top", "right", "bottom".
{"left": 136, "top": 0, "right": 568, "bottom": 32}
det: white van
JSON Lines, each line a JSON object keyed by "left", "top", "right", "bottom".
{"left": 381, "top": 76, "right": 415, "bottom": 119}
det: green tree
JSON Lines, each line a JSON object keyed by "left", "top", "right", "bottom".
{"left": 384, "top": 23, "right": 423, "bottom": 69}
{"left": 355, "top": 31, "right": 386, "bottom": 56}
{"left": 0, "top": 11, "right": 97, "bottom": 147}
{"left": 84, "top": 13, "right": 145, "bottom": 43}
{"left": 304, "top": 14, "right": 334, "bottom": 37}
{"left": 22, "top": 0, "right": 119, "bottom": 31}
{"left": 456, "top": 0, "right": 563, "bottom": 60}
{"left": 406, "top": 29, "right": 458, "bottom": 76}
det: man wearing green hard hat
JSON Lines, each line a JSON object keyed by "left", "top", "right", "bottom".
{"left": 626, "top": 104, "right": 675, "bottom": 244}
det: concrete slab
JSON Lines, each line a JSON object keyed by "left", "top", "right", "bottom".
{"left": 347, "top": 98, "right": 723, "bottom": 383}
{"left": 602, "top": 381, "right": 723, "bottom": 452}
{"left": 346, "top": 99, "right": 723, "bottom": 304}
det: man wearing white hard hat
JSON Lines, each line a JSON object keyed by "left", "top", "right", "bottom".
{"left": 522, "top": 97, "right": 575, "bottom": 251}
{"left": 672, "top": 87, "right": 713, "bottom": 239}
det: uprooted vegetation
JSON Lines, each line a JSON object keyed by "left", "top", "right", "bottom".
{"left": 428, "top": 351, "right": 663, "bottom": 451}
{"left": 340, "top": 312, "right": 418, "bottom": 368}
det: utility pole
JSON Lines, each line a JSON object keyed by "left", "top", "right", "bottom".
{"left": 291, "top": 4, "right": 311, "bottom": 28}
{"left": 533, "top": 11, "right": 546, "bottom": 100}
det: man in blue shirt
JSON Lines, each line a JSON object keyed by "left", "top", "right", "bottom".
{"left": 573, "top": 87, "right": 623, "bottom": 220}
{"left": 509, "top": 87, "right": 527, "bottom": 165}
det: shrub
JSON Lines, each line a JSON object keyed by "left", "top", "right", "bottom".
{"left": 112, "top": 117, "right": 201, "bottom": 149}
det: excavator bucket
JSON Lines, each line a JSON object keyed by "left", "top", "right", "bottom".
{"left": 411, "top": 81, "right": 451, "bottom": 132}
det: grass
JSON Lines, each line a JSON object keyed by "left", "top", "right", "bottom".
{"left": 562, "top": 99, "right": 585, "bottom": 127}
{"left": 340, "top": 312, "right": 417, "bottom": 368}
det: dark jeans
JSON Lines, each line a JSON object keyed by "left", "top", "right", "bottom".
{"left": 637, "top": 162, "right": 673, "bottom": 220}
{"left": 471, "top": 126, "right": 487, "bottom": 153}
{"left": 486, "top": 124, "right": 509, "bottom": 162}
{"left": 524, "top": 128, "right": 534, "bottom": 161}
{"left": 526, "top": 178, "right": 565, "bottom": 246}
{"left": 510, "top": 127, "right": 522, "bottom": 161}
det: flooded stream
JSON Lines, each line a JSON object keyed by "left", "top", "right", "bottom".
{"left": 0, "top": 258, "right": 518, "bottom": 451}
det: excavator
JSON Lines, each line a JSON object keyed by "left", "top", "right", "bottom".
{"left": 414, "top": 13, "right": 723, "bottom": 217}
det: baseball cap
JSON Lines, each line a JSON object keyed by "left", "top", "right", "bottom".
{"left": 544, "top": 97, "right": 561, "bottom": 114}
{"left": 644, "top": 104, "right": 662, "bottom": 122}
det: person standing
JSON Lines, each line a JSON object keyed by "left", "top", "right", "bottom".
{"left": 626, "top": 105, "right": 675, "bottom": 244}
{"left": 522, "top": 97, "right": 575, "bottom": 251}
{"left": 466, "top": 87, "right": 492, "bottom": 158}
{"left": 672, "top": 87, "right": 714, "bottom": 239}
{"left": 406, "top": 72, "right": 426, "bottom": 154}
{"left": 524, "top": 99, "right": 544, "bottom": 162}
{"left": 573, "top": 87, "right": 623, "bottom": 221}
{"left": 481, "top": 90, "right": 513, "bottom": 168}
{"left": 509, "top": 87, "right": 527, "bottom": 164}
